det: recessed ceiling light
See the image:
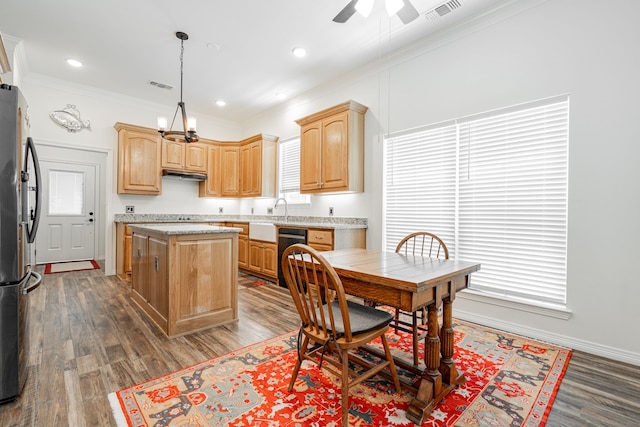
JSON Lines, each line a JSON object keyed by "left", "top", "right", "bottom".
{"left": 291, "top": 47, "right": 307, "bottom": 58}
{"left": 276, "top": 92, "right": 287, "bottom": 100}
{"left": 66, "top": 59, "right": 83, "bottom": 68}
{"left": 215, "top": 100, "right": 226, "bottom": 107}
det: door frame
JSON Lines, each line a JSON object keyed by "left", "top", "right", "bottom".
{"left": 34, "top": 141, "right": 108, "bottom": 267}
{"left": 37, "top": 159, "right": 99, "bottom": 263}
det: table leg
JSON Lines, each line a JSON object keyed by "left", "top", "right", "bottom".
{"left": 440, "top": 298, "right": 465, "bottom": 385}
{"left": 406, "top": 302, "right": 443, "bottom": 424}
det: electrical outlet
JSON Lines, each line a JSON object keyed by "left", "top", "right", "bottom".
{"left": 329, "top": 207, "right": 334, "bottom": 216}
{"left": 251, "top": 207, "right": 254, "bottom": 214}
{"left": 126, "top": 205, "right": 135, "bottom": 213}
{"left": 267, "top": 207, "right": 273, "bottom": 214}
{"left": 218, "top": 207, "right": 223, "bottom": 214}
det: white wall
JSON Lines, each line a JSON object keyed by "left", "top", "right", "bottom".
{"left": 242, "top": 0, "right": 640, "bottom": 364}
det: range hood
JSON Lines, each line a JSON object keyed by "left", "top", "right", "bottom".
{"left": 162, "top": 169, "right": 208, "bottom": 181}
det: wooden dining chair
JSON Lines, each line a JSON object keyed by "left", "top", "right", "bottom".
{"left": 394, "top": 231, "right": 449, "bottom": 366}
{"left": 281, "top": 244, "right": 401, "bottom": 426}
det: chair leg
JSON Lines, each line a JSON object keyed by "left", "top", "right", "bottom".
{"left": 288, "top": 335, "right": 310, "bottom": 392}
{"left": 394, "top": 308, "right": 401, "bottom": 333}
{"left": 341, "top": 348, "right": 350, "bottom": 426}
{"left": 380, "top": 334, "right": 401, "bottom": 392}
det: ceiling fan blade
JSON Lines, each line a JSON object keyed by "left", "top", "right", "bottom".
{"left": 396, "top": 0, "right": 420, "bottom": 24}
{"left": 333, "top": 0, "right": 359, "bottom": 23}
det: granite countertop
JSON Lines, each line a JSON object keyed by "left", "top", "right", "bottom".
{"left": 115, "top": 214, "right": 367, "bottom": 229}
{"left": 128, "top": 224, "right": 243, "bottom": 235}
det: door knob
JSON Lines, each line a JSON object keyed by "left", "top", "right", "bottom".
{"left": 88, "top": 218, "right": 94, "bottom": 222}
{"left": 89, "top": 212, "right": 94, "bottom": 216}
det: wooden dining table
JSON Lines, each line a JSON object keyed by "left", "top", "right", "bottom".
{"left": 318, "top": 248, "right": 481, "bottom": 425}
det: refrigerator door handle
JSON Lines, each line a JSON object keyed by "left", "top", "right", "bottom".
{"left": 21, "top": 271, "right": 42, "bottom": 295}
{"left": 22, "top": 137, "right": 42, "bottom": 244}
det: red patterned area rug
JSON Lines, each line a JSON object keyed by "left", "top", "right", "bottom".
{"left": 109, "top": 320, "right": 571, "bottom": 426}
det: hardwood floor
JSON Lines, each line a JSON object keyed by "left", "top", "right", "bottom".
{"left": 0, "top": 266, "right": 638, "bottom": 426}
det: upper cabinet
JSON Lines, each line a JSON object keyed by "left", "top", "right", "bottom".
{"left": 199, "top": 134, "right": 278, "bottom": 199}
{"left": 239, "top": 134, "right": 278, "bottom": 198}
{"left": 296, "top": 100, "right": 367, "bottom": 194}
{"left": 198, "top": 140, "right": 222, "bottom": 197}
{"left": 162, "top": 140, "right": 208, "bottom": 173}
{"left": 115, "top": 122, "right": 162, "bottom": 195}
{"left": 115, "top": 122, "right": 277, "bottom": 198}
{"left": 220, "top": 144, "right": 241, "bottom": 197}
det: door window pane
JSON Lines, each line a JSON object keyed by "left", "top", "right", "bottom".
{"left": 49, "top": 170, "right": 84, "bottom": 215}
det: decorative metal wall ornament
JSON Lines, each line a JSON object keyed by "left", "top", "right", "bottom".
{"left": 49, "top": 104, "right": 91, "bottom": 132}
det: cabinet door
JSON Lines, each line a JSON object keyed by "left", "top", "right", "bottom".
{"left": 131, "top": 234, "right": 148, "bottom": 301}
{"left": 123, "top": 226, "right": 132, "bottom": 275}
{"left": 162, "top": 140, "right": 185, "bottom": 170}
{"left": 240, "top": 143, "right": 252, "bottom": 196}
{"left": 321, "top": 111, "right": 349, "bottom": 191}
{"left": 185, "top": 143, "right": 207, "bottom": 172}
{"left": 117, "top": 127, "right": 162, "bottom": 195}
{"left": 199, "top": 144, "right": 221, "bottom": 197}
{"left": 238, "top": 235, "right": 248, "bottom": 269}
{"left": 221, "top": 145, "right": 240, "bottom": 196}
{"left": 148, "top": 236, "right": 169, "bottom": 319}
{"left": 263, "top": 242, "right": 278, "bottom": 277}
{"left": 248, "top": 240, "right": 263, "bottom": 272}
{"left": 300, "top": 122, "right": 322, "bottom": 192}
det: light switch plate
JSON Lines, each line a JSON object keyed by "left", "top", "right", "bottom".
{"left": 329, "top": 207, "right": 334, "bottom": 216}
{"left": 219, "top": 207, "right": 224, "bottom": 214}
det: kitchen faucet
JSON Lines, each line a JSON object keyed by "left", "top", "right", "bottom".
{"left": 274, "top": 198, "right": 288, "bottom": 222}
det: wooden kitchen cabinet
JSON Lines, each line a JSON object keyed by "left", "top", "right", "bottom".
{"left": 248, "top": 240, "right": 277, "bottom": 278}
{"left": 228, "top": 222, "right": 249, "bottom": 269}
{"left": 129, "top": 225, "right": 238, "bottom": 337}
{"left": 115, "top": 122, "right": 162, "bottom": 195}
{"left": 162, "top": 140, "right": 208, "bottom": 173}
{"left": 307, "top": 227, "right": 366, "bottom": 253}
{"left": 296, "top": 100, "right": 367, "bottom": 194}
{"left": 199, "top": 142, "right": 222, "bottom": 197}
{"left": 221, "top": 144, "right": 240, "bottom": 197}
{"left": 239, "top": 134, "right": 278, "bottom": 197}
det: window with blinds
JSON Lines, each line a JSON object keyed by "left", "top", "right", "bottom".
{"left": 384, "top": 95, "right": 569, "bottom": 306}
{"left": 278, "top": 136, "right": 311, "bottom": 204}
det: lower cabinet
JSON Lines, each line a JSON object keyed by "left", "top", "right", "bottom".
{"left": 248, "top": 240, "right": 277, "bottom": 278}
{"left": 130, "top": 228, "right": 238, "bottom": 337}
{"left": 131, "top": 233, "right": 169, "bottom": 329}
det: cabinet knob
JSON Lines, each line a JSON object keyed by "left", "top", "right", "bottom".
{"left": 154, "top": 256, "right": 159, "bottom": 271}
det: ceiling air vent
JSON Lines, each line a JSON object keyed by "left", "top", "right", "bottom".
{"left": 425, "top": 0, "right": 463, "bottom": 22}
{"left": 148, "top": 80, "right": 173, "bottom": 90}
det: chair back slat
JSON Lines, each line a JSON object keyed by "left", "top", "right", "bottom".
{"left": 395, "top": 231, "right": 449, "bottom": 259}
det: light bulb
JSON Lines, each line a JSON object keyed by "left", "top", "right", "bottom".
{"left": 187, "top": 117, "right": 197, "bottom": 132}
{"left": 157, "top": 116, "right": 167, "bottom": 131}
{"left": 385, "top": 0, "right": 404, "bottom": 16}
{"left": 355, "top": 0, "right": 374, "bottom": 17}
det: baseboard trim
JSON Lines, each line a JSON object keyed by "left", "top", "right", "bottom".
{"left": 453, "top": 309, "right": 640, "bottom": 366}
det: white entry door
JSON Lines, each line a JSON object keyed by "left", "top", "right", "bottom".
{"left": 36, "top": 161, "right": 96, "bottom": 263}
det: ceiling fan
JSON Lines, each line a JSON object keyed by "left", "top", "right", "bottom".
{"left": 333, "top": 0, "right": 420, "bottom": 24}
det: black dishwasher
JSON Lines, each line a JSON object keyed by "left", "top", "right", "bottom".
{"left": 277, "top": 228, "right": 307, "bottom": 287}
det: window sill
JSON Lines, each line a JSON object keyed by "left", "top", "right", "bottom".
{"left": 457, "top": 289, "right": 572, "bottom": 320}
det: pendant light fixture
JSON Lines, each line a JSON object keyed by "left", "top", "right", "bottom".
{"left": 157, "top": 31, "right": 199, "bottom": 143}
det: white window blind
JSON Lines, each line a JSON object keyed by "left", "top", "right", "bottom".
{"left": 384, "top": 95, "right": 569, "bottom": 306}
{"left": 279, "top": 137, "right": 310, "bottom": 204}
{"left": 384, "top": 123, "right": 458, "bottom": 255}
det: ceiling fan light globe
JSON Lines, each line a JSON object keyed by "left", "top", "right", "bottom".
{"left": 355, "top": 0, "right": 374, "bottom": 17}
{"left": 385, "top": 0, "right": 404, "bottom": 16}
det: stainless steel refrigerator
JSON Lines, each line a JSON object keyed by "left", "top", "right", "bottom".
{"left": 0, "top": 83, "right": 42, "bottom": 403}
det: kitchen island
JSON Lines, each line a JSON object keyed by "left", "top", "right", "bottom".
{"left": 128, "top": 224, "right": 241, "bottom": 337}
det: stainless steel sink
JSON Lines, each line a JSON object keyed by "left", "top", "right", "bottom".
{"left": 249, "top": 222, "right": 277, "bottom": 242}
